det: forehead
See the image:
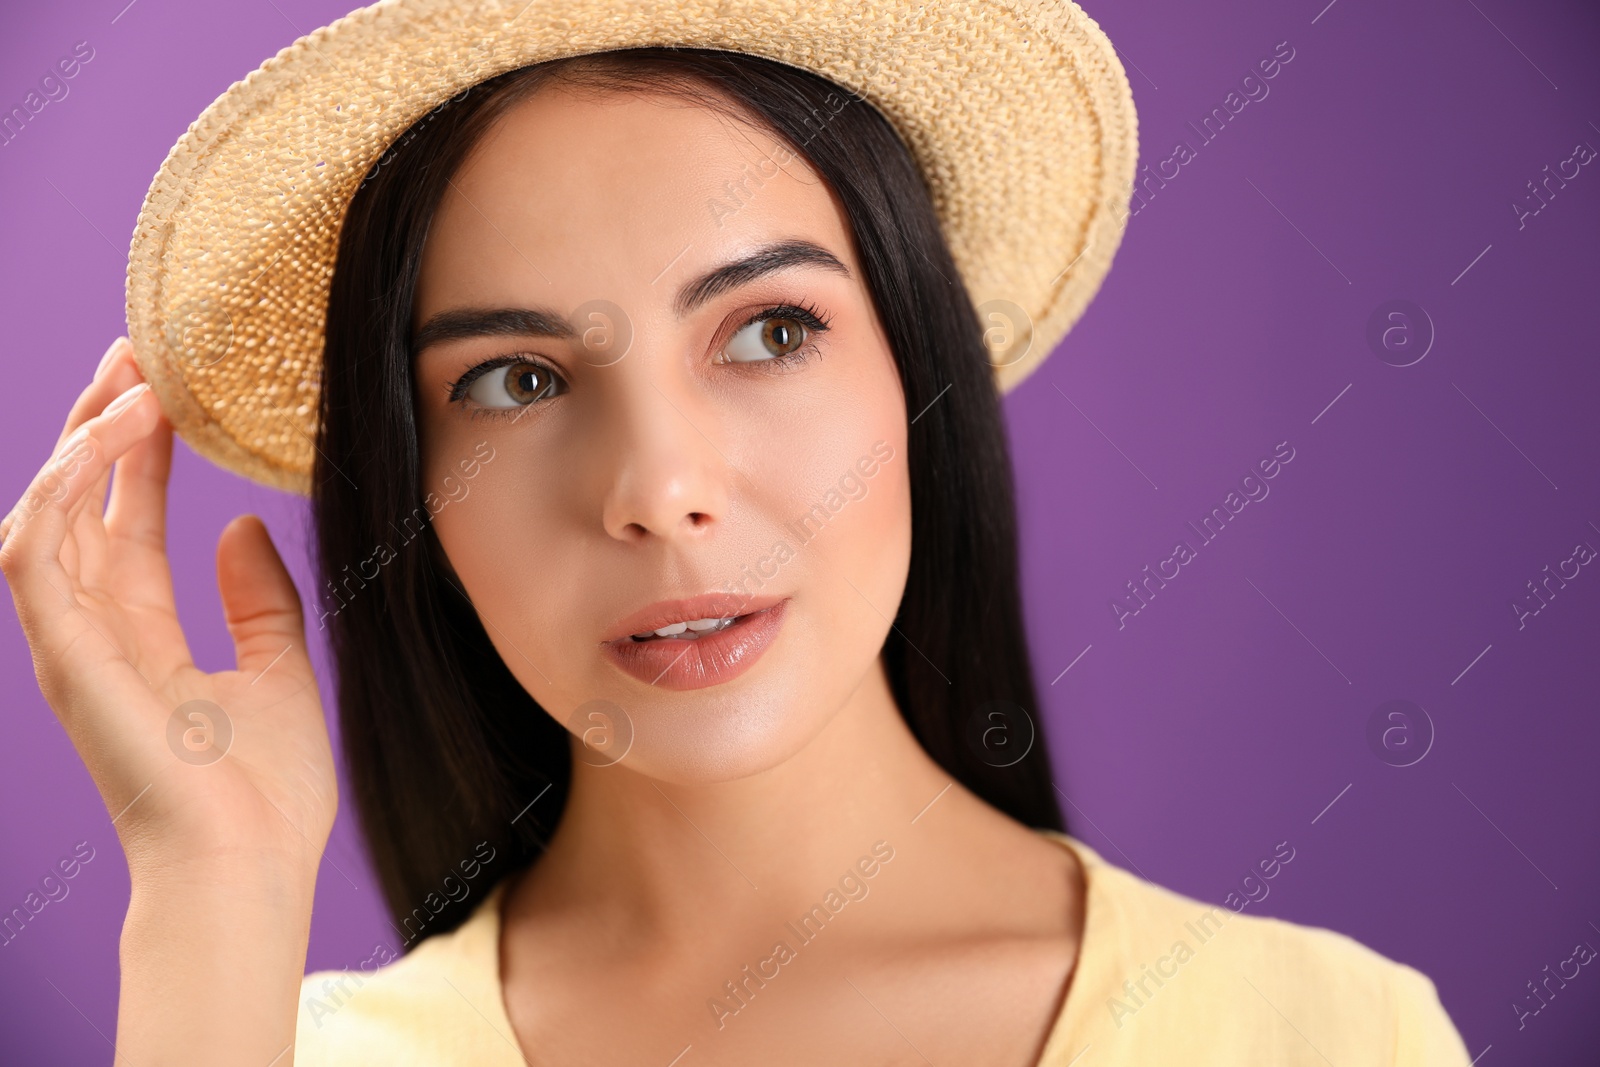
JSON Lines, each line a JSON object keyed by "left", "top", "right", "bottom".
{"left": 414, "top": 83, "right": 856, "bottom": 313}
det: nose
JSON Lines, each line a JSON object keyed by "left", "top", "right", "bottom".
{"left": 599, "top": 381, "right": 730, "bottom": 544}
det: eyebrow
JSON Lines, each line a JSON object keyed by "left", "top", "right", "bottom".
{"left": 411, "top": 238, "right": 851, "bottom": 356}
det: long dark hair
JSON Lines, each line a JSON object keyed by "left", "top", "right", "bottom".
{"left": 312, "top": 47, "right": 1065, "bottom": 948}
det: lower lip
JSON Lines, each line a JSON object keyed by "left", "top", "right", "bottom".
{"left": 603, "top": 600, "right": 789, "bottom": 691}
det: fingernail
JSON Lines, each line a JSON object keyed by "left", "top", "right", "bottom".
{"left": 103, "top": 381, "right": 150, "bottom": 420}
{"left": 95, "top": 337, "right": 130, "bottom": 381}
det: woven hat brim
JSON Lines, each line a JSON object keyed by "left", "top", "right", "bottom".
{"left": 126, "top": 0, "right": 1138, "bottom": 495}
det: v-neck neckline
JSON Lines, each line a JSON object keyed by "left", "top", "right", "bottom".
{"left": 1031, "top": 829, "right": 1116, "bottom": 1065}
{"left": 470, "top": 828, "right": 1114, "bottom": 1066}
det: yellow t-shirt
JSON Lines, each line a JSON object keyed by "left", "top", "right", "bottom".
{"left": 295, "top": 830, "right": 1472, "bottom": 1064}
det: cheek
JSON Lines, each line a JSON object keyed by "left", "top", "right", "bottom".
{"left": 740, "top": 347, "right": 911, "bottom": 651}
{"left": 425, "top": 441, "right": 592, "bottom": 703}
{"left": 822, "top": 443, "right": 912, "bottom": 640}
{"left": 807, "top": 442, "right": 910, "bottom": 586}
{"left": 746, "top": 338, "right": 903, "bottom": 504}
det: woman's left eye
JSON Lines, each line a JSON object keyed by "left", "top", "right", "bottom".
{"left": 720, "top": 306, "right": 831, "bottom": 365}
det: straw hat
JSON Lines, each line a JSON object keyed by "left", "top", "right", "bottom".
{"left": 125, "top": 0, "right": 1138, "bottom": 495}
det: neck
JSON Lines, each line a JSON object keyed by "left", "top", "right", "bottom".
{"left": 516, "top": 657, "right": 969, "bottom": 945}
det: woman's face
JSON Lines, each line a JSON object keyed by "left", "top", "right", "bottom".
{"left": 412, "top": 82, "right": 911, "bottom": 783}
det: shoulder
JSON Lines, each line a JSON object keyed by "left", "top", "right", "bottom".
{"left": 1037, "top": 832, "right": 1471, "bottom": 1066}
{"left": 293, "top": 882, "right": 524, "bottom": 1067}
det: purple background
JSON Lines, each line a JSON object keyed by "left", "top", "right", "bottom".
{"left": 3, "top": 0, "right": 1597, "bottom": 1061}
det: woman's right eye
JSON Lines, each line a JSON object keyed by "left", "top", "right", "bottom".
{"left": 461, "top": 361, "right": 565, "bottom": 410}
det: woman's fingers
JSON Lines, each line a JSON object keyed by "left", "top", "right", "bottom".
{"left": 55, "top": 339, "right": 144, "bottom": 454}
{"left": 104, "top": 409, "right": 174, "bottom": 555}
{"left": 72, "top": 349, "right": 147, "bottom": 529}
{"left": 216, "top": 515, "right": 308, "bottom": 679}
{"left": 0, "top": 340, "right": 145, "bottom": 544}
{"left": 0, "top": 383, "right": 162, "bottom": 621}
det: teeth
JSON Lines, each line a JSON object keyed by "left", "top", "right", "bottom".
{"left": 633, "top": 616, "right": 739, "bottom": 640}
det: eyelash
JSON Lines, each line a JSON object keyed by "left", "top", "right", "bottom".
{"left": 721, "top": 300, "right": 833, "bottom": 370}
{"left": 446, "top": 355, "right": 554, "bottom": 409}
{"left": 444, "top": 301, "right": 834, "bottom": 419}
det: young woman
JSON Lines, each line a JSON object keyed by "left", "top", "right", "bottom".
{"left": 1, "top": 8, "right": 1471, "bottom": 1065}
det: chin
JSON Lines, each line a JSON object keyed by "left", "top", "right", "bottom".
{"left": 598, "top": 658, "right": 864, "bottom": 786}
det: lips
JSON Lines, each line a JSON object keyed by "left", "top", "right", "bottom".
{"left": 602, "top": 593, "right": 789, "bottom": 690}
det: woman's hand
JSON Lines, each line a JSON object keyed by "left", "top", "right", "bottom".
{"left": 1, "top": 335, "right": 336, "bottom": 871}
{"left": 1, "top": 336, "right": 337, "bottom": 1062}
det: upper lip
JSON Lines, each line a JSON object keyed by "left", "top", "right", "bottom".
{"left": 604, "top": 592, "right": 788, "bottom": 643}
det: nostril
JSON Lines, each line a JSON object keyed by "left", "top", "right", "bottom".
{"left": 688, "top": 512, "right": 712, "bottom": 528}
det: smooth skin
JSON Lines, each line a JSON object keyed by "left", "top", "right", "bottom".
{"left": 2, "top": 80, "right": 1082, "bottom": 1066}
